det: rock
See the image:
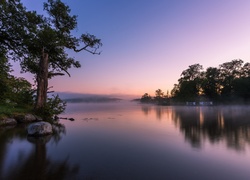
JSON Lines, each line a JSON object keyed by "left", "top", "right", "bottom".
{"left": 27, "top": 122, "right": 53, "bottom": 136}
{"left": 34, "top": 115, "right": 43, "bottom": 121}
{"left": 54, "top": 115, "right": 59, "bottom": 121}
{"left": 0, "top": 118, "right": 17, "bottom": 126}
{"left": 15, "top": 114, "right": 37, "bottom": 123}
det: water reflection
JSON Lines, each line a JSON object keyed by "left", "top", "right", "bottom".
{"left": 0, "top": 122, "right": 79, "bottom": 179}
{"left": 141, "top": 105, "right": 250, "bottom": 151}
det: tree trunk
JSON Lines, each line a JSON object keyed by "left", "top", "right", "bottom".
{"left": 35, "top": 48, "right": 49, "bottom": 110}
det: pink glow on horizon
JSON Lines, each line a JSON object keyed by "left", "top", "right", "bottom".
{"left": 13, "top": 0, "right": 250, "bottom": 97}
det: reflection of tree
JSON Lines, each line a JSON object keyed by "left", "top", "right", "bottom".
{"left": 140, "top": 105, "right": 250, "bottom": 151}
{"left": 141, "top": 104, "right": 172, "bottom": 120}
{"left": 171, "top": 106, "right": 250, "bottom": 151}
{"left": 155, "top": 106, "right": 164, "bottom": 120}
{"left": 141, "top": 105, "right": 151, "bottom": 116}
{"left": 0, "top": 122, "right": 79, "bottom": 179}
{"left": 0, "top": 124, "right": 27, "bottom": 175}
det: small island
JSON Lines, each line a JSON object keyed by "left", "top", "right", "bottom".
{"left": 139, "top": 59, "right": 250, "bottom": 106}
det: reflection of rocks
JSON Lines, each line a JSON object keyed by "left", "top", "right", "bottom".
{"left": 2, "top": 130, "right": 79, "bottom": 180}
{"left": 0, "top": 119, "right": 76, "bottom": 180}
{"left": 27, "top": 135, "right": 52, "bottom": 144}
{"left": 27, "top": 122, "right": 53, "bottom": 136}
{"left": 83, "top": 117, "right": 99, "bottom": 121}
{"left": 0, "top": 124, "right": 16, "bottom": 130}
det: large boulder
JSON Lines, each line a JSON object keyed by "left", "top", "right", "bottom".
{"left": 15, "top": 114, "right": 37, "bottom": 123}
{"left": 27, "top": 122, "right": 53, "bottom": 136}
{"left": 0, "top": 118, "right": 17, "bottom": 126}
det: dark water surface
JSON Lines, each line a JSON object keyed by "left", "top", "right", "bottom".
{"left": 1, "top": 102, "right": 250, "bottom": 180}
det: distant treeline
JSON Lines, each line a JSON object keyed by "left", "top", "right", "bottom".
{"left": 141, "top": 59, "right": 250, "bottom": 105}
{"left": 64, "top": 97, "right": 122, "bottom": 103}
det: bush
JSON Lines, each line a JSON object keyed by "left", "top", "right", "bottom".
{"left": 35, "top": 94, "right": 66, "bottom": 119}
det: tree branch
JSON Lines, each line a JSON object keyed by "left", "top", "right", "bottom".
{"left": 73, "top": 45, "right": 101, "bottom": 55}
{"left": 48, "top": 72, "right": 65, "bottom": 78}
{"left": 52, "top": 62, "right": 71, "bottom": 77}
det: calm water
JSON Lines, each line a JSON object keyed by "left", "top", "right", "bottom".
{"left": 1, "top": 102, "right": 250, "bottom": 180}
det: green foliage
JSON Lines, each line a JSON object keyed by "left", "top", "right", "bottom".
{"left": 169, "top": 59, "right": 250, "bottom": 104}
{"left": 0, "top": 0, "right": 40, "bottom": 61}
{"left": 233, "top": 77, "right": 250, "bottom": 102}
{"left": 173, "top": 64, "right": 204, "bottom": 102}
{"left": 6, "top": 77, "right": 34, "bottom": 105}
{"left": 0, "top": 75, "right": 34, "bottom": 106}
{"left": 0, "top": 104, "right": 33, "bottom": 119}
{"left": 178, "top": 81, "right": 199, "bottom": 101}
{"left": 202, "top": 67, "right": 220, "bottom": 100}
{"left": 1, "top": 0, "right": 102, "bottom": 114}
{"left": 0, "top": 56, "right": 34, "bottom": 106}
{"left": 0, "top": 56, "right": 11, "bottom": 102}
{"left": 17, "top": 0, "right": 102, "bottom": 77}
{"left": 36, "top": 95, "right": 66, "bottom": 119}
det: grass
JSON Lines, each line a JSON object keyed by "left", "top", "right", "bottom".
{"left": 0, "top": 104, "right": 33, "bottom": 119}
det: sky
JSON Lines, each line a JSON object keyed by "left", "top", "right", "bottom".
{"left": 14, "top": 0, "right": 250, "bottom": 97}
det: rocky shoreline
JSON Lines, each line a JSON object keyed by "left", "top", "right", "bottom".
{"left": 0, "top": 114, "right": 53, "bottom": 136}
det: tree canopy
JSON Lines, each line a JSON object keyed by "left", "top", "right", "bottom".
{"left": 1, "top": 0, "right": 102, "bottom": 114}
{"left": 171, "top": 59, "right": 250, "bottom": 103}
{"left": 141, "top": 59, "right": 250, "bottom": 105}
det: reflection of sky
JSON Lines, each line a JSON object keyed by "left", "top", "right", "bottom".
{"left": 2, "top": 139, "right": 33, "bottom": 177}
{"left": 48, "top": 102, "right": 250, "bottom": 179}
{"left": 15, "top": 0, "right": 250, "bottom": 96}
{"left": 1, "top": 103, "right": 250, "bottom": 179}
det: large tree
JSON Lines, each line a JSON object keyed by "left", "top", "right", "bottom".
{"left": 218, "top": 59, "right": 243, "bottom": 98}
{"left": 1, "top": 0, "right": 102, "bottom": 112}
{"left": 175, "top": 64, "right": 204, "bottom": 101}
{"left": 202, "top": 67, "right": 220, "bottom": 100}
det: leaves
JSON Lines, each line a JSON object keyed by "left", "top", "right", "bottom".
{"left": 172, "top": 59, "right": 250, "bottom": 103}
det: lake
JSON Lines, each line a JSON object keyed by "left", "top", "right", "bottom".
{"left": 1, "top": 101, "right": 250, "bottom": 180}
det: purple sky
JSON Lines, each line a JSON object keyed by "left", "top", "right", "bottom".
{"left": 15, "top": 0, "right": 250, "bottom": 97}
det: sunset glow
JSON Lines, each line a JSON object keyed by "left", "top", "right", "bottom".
{"left": 17, "top": 0, "right": 250, "bottom": 97}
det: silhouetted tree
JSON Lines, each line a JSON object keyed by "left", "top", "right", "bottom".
{"left": 140, "top": 93, "right": 152, "bottom": 103}
{"left": 218, "top": 59, "right": 243, "bottom": 100}
{"left": 233, "top": 77, "right": 250, "bottom": 103}
{"left": 202, "top": 67, "right": 220, "bottom": 101}
{"left": 1, "top": 0, "right": 102, "bottom": 115}
{"left": 155, "top": 89, "right": 164, "bottom": 104}
{"left": 173, "top": 64, "right": 204, "bottom": 102}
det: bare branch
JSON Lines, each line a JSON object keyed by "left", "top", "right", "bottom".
{"left": 47, "top": 91, "right": 55, "bottom": 94}
{"left": 52, "top": 62, "right": 71, "bottom": 77}
{"left": 73, "top": 45, "right": 101, "bottom": 55}
{"left": 48, "top": 72, "right": 65, "bottom": 78}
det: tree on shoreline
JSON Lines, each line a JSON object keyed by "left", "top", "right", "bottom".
{"left": 140, "top": 59, "right": 250, "bottom": 105}
{"left": 171, "top": 59, "right": 250, "bottom": 103}
{"left": 1, "top": 0, "right": 102, "bottom": 115}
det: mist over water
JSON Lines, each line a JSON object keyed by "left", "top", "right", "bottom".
{"left": 1, "top": 102, "right": 250, "bottom": 179}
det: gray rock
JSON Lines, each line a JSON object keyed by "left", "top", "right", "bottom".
{"left": 27, "top": 122, "right": 53, "bottom": 136}
{"left": 16, "top": 114, "right": 37, "bottom": 123}
{"left": 0, "top": 118, "right": 17, "bottom": 126}
{"left": 34, "top": 115, "right": 43, "bottom": 121}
